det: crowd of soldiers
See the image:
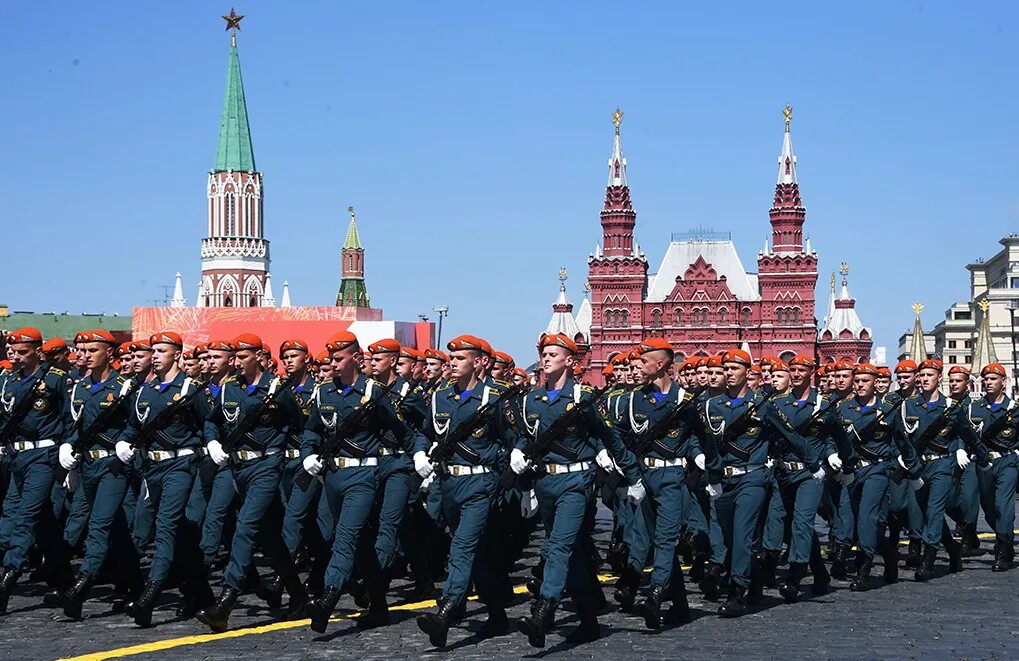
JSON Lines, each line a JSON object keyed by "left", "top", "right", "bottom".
{"left": 0, "top": 325, "right": 1016, "bottom": 649}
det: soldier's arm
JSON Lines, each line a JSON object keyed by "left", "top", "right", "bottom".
{"left": 585, "top": 396, "right": 641, "bottom": 485}
{"left": 763, "top": 401, "right": 820, "bottom": 467}
{"left": 888, "top": 407, "right": 921, "bottom": 479}
{"left": 300, "top": 400, "right": 325, "bottom": 460}
{"left": 953, "top": 405, "right": 987, "bottom": 460}
{"left": 374, "top": 389, "right": 427, "bottom": 454}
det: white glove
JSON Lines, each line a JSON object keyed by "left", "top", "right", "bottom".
{"left": 115, "top": 441, "right": 136, "bottom": 464}
{"left": 836, "top": 472, "right": 855, "bottom": 486}
{"left": 207, "top": 440, "right": 229, "bottom": 466}
{"left": 705, "top": 482, "right": 723, "bottom": 500}
{"left": 694, "top": 453, "right": 706, "bottom": 471}
{"left": 510, "top": 448, "right": 528, "bottom": 475}
{"left": 520, "top": 489, "right": 539, "bottom": 518}
{"left": 420, "top": 473, "right": 435, "bottom": 490}
{"left": 413, "top": 451, "right": 434, "bottom": 479}
{"left": 303, "top": 453, "right": 323, "bottom": 476}
{"left": 64, "top": 468, "right": 81, "bottom": 492}
{"left": 595, "top": 448, "right": 614, "bottom": 471}
{"left": 827, "top": 453, "right": 842, "bottom": 472}
{"left": 955, "top": 449, "right": 971, "bottom": 469}
{"left": 626, "top": 480, "right": 647, "bottom": 504}
{"left": 909, "top": 477, "right": 924, "bottom": 491}
{"left": 897, "top": 455, "right": 907, "bottom": 470}
{"left": 58, "top": 443, "right": 79, "bottom": 470}
{"left": 811, "top": 468, "right": 826, "bottom": 483}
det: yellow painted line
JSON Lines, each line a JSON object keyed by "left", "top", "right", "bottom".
{"left": 56, "top": 529, "right": 1019, "bottom": 661}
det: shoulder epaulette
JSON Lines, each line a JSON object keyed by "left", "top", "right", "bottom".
{"left": 49, "top": 367, "right": 67, "bottom": 377}
{"left": 493, "top": 378, "right": 512, "bottom": 389}
{"left": 224, "top": 375, "right": 238, "bottom": 383}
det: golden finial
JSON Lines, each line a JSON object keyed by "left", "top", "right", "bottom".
{"left": 912, "top": 301, "right": 924, "bottom": 317}
{"left": 612, "top": 107, "right": 624, "bottom": 134}
{"left": 223, "top": 8, "right": 244, "bottom": 47}
{"left": 839, "top": 262, "right": 849, "bottom": 277}
{"left": 583, "top": 281, "right": 591, "bottom": 294}
{"left": 347, "top": 206, "right": 356, "bottom": 222}
{"left": 559, "top": 266, "right": 568, "bottom": 283}
{"left": 783, "top": 104, "right": 793, "bottom": 129}
{"left": 830, "top": 272, "right": 836, "bottom": 291}
{"left": 978, "top": 299, "right": 991, "bottom": 312}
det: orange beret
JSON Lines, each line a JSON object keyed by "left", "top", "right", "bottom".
{"left": 261, "top": 342, "right": 271, "bottom": 353}
{"left": 601, "top": 364, "right": 615, "bottom": 375}
{"left": 399, "top": 346, "right": 422, "bottom": 360}
{"left": 981, "top": 363, "right": 1007, "bottom": 377}
{"left": 73, "top": 331, "right": 89, "bottom": 344}
{"left": 492, "top": 351, "right": 514, "bottom": 366}
{"left": 894, "top": 360, "right": 918, "bottom": 374}
{"left": 639, "top": 337, "right": 673, "bottom": 354}
{"left": 129, "top": 339, "right": 152, "bottom": 352}
{"left": 325, "top": 331, "right": 358, "bottom": 352}
{"left": 182, "top": 348, "right": 196, "bottom": 360}
{"left": 693, "top": 357, "right": 708, "bottom": 369}
{"left": 280, "top": 339, "right": 309, "bottom": 354}
{"left": 833, "top": 360, "right": 855, "bottom": 372}
{"left": 192, "top": 343, "right": 208, "bottom": 356}
{"left": 116, "top": 342, "right": 133, "bottom": 357}
{"left": 628, "top": 349, "right": 643, "bottom": 361}
{"left": 610, "top": 353, "right": 628, "bottom": 366}
{"left": 948, "top": 365, "right": 971, "bottom": 376}
{"left": 447, "top": 335, "right": 486, "bottom": 354}
{"left": 41, "top": 338, "right": 68, "bottom": 354}
{"left": 8, "top": 327, "right": 42, "bottom": 345}
{"left": 877, "top": 366, "right": 891, "bottom": 377}
{"left": 314, "top": 350, "right": 330, "bottom": 364}
{"left": 538, "top": 333, "right": 578, "bottom": 355}
{"left": 150, "top": 332, "right": 183, "bottom": 348}
{"left": 918, "top": 359, "right": 944, "bottom": 373}
{"left": 771, "top": 360, "right": 790, "bottom": 373}
{"left": 750, "top": 364, "right": 763, "bottom": 374}
{"left": 788, "top": 354, "right": 816, "bottom": 368}
{"left": 206, "top": 340, "right": 234, "bottom": 352}
{"left": 572, "top": 364, "right": 583, "bottom": 376}
{"left": 706, "top": 355, "right": 723, "bottom": 368}
{"left": 854, "top": 363, "right": 879, "bottom": 376}
{"left": 0, "top": 360, "right": 13, "bottom": 370}
{"left": 759, "top": 356, "right": 778, "bottom": 368}
{"left": 81, "top": 329, "right": 117, "bottom": 345}
{"left": 723, "top": 349, "right": 753, "bottom": 366}
{"left": 367, "top": 338, "right": 400, "bottom": 355}
{"left": 424, "top": 348, "right": 449, "bottom": 362}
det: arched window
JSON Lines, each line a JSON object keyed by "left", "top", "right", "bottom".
{"left": 249, "top": 294, "right": 259, "bottom": 307}
{"left": 718, "top": 307, "right": 728, "bottom": 324}
{"left": 792, "top": 307, "right": 801, "bottom": 323}
{"left": 621, "top": 310, "right": 629, "bottom": 327}
{"left": 224, "top": 296, "right": 233, "bottom": 307}
{"left": 742, "top": 307, "right": 752, "bottom": 323}
{"left": 651, "top": 309, "right": 661, "bottom": 328}
{"left": 225, "top": 196, "right": 236, "bottom": 235}
{"left": 674, "top": 308, "right": 683, "bottom": 325}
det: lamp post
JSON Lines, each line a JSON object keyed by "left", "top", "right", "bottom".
{"left": 433, "top": 305, "right": 449, "bottom": 348}
{"left": 1008, "top": 301, "right": 1019, "bottom": 398}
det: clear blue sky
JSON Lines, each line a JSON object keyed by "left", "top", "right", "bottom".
{"left": 4, "top": 2, "right": 1018, "bottom": 363}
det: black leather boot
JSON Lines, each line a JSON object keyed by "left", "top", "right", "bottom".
{"left": 479, "top": 605, "right": 509, "bottom": 638}
{"left": 564, "top": 603, "right": 600, "bottom": 643}
{"left": 517, "top": 597, "right": 556, "bottom": 648}
{"left": 960, "top": 527, "right": 983, "bottom": 557}
{"left": 992, "top": 540, "right": 1011, "bottom": 572}
{"left": 612, "top": 566, "right": 640, "bottom": 612}
{"left": 941, "top": 523, "right": 964, "bottom": 573}
{"left": 809, "top": 550, "right": 832, "bottom": 596}
{"left": 125, "top": 580, "right": 162, "bottom": 628}
{"left": 830, "top": 543, "right": 850, "bottom": 580}
{"left": 283, "top": 576, "right": 309, "bottom": 620}
{"left": 698, "top": 562, "right": 724, "bottom": 600}
{"left": 905, "top": 538, "right": 922, "bottom": 568}
{"left": 176, "top": 571, "right": 214, "bottom": 618}
{"left": 417, "top": 597, "right": 459, "bottom": 648}
{"left": 663, "top": 574, "right": 691, "bottom": 625}
{"left": 0, "top": 568, "right": 19, "bottom": 615}
{"left": 195, "top": 586, "right": 241, "bottom": 633}
{"left": 636, "top": 583, "right": 667, "bottom": 630}
{"left": 849, "top": 556, "right": 874, "bottom": 592}
{"left": 355, "top": 586, "right": 389, "bottom": 629}
{"left": 347, "top": 578, "right": 370, "bottom": 609}
{"left": 779, "top": 563, "right": 807, "bottom": 604}
{"left": 717, "top": 585, "right": 747, "bottom": 618}
{"left": 305, "top": 585, "right": 342, "bottom": 634}
{"left": 761, "top": 549, "right": 781, "bottom": 588}
{"left": 256, "top": 573, "right": 283, "bottom": 610}
{"left": 883, "top": 541, "right": 899, "bottom": 584}
{"left": 58, "top": 573, "right": 94, "bottom": 620}
{"left": 914, "top": 544, "right": 936, "bottom": 582}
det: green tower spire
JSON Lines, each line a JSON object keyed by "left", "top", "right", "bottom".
{"left": 336, "top": 206, "right": 370, "bottom": 307}
{"left": 214, "top": 37, "right": 256, "bottom": 172}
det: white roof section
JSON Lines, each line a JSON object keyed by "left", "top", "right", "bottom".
{"left": 575, "top": 297, "right": 592, "bottom": 341}
{"left": 545, "top": 286, "right": 582, "bottom": 338}
{"left": 170, "top": 272, "right": 187, "bottom": 308}
{"left": 280, "top": 281, "right": 292, "bottom": 308}
{"left": 778, "top": 115, "right": 798, "bottom": 184}
{"left": 261, "top": 272, "right": 276, "bottom": 307}
{"left": 820, "top": 280, "right": 870, "bottom": 339}
{"left": 645, "top": 240, "right": 761, "bottom": 303}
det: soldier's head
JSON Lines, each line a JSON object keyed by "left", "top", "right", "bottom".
{"left": 833, "top": 362, "right": 855, "bottom": 394}
{"left": 414, "top": 352, "right": 427, "bottom": 381}
{"left": 130, "top": 340, "right": 153, "bottom": 377}
{"left": 367, "top": 339, "right": 400, "bottom": 381}
{"left": 722, "top": 350, "right": 752, "bottom": 390}
{"left": 704, "top": 355, "right": 724, "bottom": 390}
{"left": 423, "top": 349, "right": 447, "bottom": 381}
{"left": 981, "top": 363, "right": 1007, "bottom": 398}
{"left": 395, "top": 347, "right": 416, "bottom": 380}
{"left": 895, "top": 360, "right": 918, "bottom": 393}
{"left": 205, "top": 341, "right": 234, "bottom": 379}
{"left": 875, "top": 366, "right": 892, "bottom": 395}
{"left": 258, "top": 344, "right": 272, "bottom": 370}
{"left": 80, "top": 330, "right": 116, "bottom": 372}
{"left": 537, "top": 333, "right": 577, "bottom": 380}
{"left": 279, "top": 340, "right": 309, "bottom": 378}
{"left": 512, "top": 367, "right": 530, "bottom": 387}
{"left": 628, "top": 348, "right": 644, "bottom": 384}
{"left": 491, "top": 352, "right": 514, "bottom": 381}
{"left": 852, "top": 364, "right": 878, "bottom": 399}
{"left": 232, "top": 334, "right": 264, "bottom": 381}
{"left": 183, "top": 351, "right": 201, "bottom": 378}
{"left": 41, "top": 337, "right": 70, "bottom": 368}
{"left": 447, "top": 335, "right": 487, "bottom": 381}
{"left": 746, "top": 366, "right": 761, "bottom": 390}
{"left": 116, "top": 342, "right": 134, "bottom": 374}
{"left": 315, "top": 350, "right": 333, "bottom": 381}
{"left": 325, "top": 332, "right": 360, "bottom": 382}
{"left": 917, "top": 360, "right": 944, "bottom": 395}
{"left": 947, "top": 366, "right": 971, "bottom": 397}
{"left": 770, "top": 362, "right": 792, "bottom": 393}
{"left": 788, "top": 355, "right": 815, "bottom": 390}
{"left": 638, "top": 338, "right": 673, "bottom": 381}
{"left": 7, "top": 328, "right": 43, "bottom": 371}
{"left": 149, "top": 332, "right": 184, "bottom": 378}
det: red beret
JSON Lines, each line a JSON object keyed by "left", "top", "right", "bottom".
{"left": 41, "top": 338, "right": 68, "bottom": 354}
{"left": 116, "top": 342, "right": 133, "bottom": 358}
{"left": 0, "top": 360, "right": 12, "bottom": 370}
{"left": 610, "top": 353, "right": 628, "bottom": 366}
{"left": 639, "top": 337, "right": 673, "bottom": 354}
{"left": 981, "top": 363, "right": 1007, "bottom": 377}
{"left": 693, "top": 357, "right": 708, "bottom": 369}
{"left": 538, "top": 333, "right": 578, "bottom": 355}
{"left": 759, "top": 356, "right": 779, "bottom": 368}
{"left": 150, "top": 332, "right": 183, "bottom": 348}
{"left": 749, "top": 364, "right": 763, "bottom": 374}
{"left": 572, "top": 364, "right": 583, "bottom": 375}
{"left": 206, "top": 340, "right": 234, "bottom": 352}
{"left": 628, "top": 349, "right": 643, "bottom": 361}
{"left": 492, "top": 351, "right": 514, "bottom": 366}
{"left": 512, "top": 367, "right": 529, "bottom": 380}
{"left": 771, "top": 360, "right": 790, "bottom": 373}
{"left": 279, "top": 339, "right": 309, "bottom": 354}
{"left": 399, "top": 346, "right": 422, "bottom": 360}
{"left": 918, "top": 359, "right": 944, "bottom": 373}
{"left": 325, "top": 331, "right": 358, "bottom": 352}
{"left": 948, "top": 365, "right": 971, "bottom": 377}
{"left": 601, "top": 364, "right": 614, "bottom": 375}
{"left": 833, "top": 360, "right": 855, "bottom": 372}
{"left": 895, "top": 360, "right": 918, "bottom": 374}
{"left": 447, "top": 335, "right": 486, "bottom": 354}
{"left": 81, "top": 329, "right": 116, "bottom": 345}
{"left": 261, "top": 342, "right": 271, "bottom": 353}
{"left": 723, "top": 349, "right": 753, "bottom": 366}
{"left": 73, "top": 331, "right": 89, "bottom": 344}
{"left": 129, "top": 339, "right": 152, "bottom": 352}
{"left": 193, "top": 343, "right": 208, "bottom": 356}
{"left": 367, "top": 338, "right": 400, "bottom": 355}
{"left": 424, "top": 348, "right": 449, "bottom": 362}
{"left": 854, "top": 363, "right": 879, "bottom": 376}
{"left": 706, "top": 355, "right": 724, "bottom": 368}
{"left": 314, "top": 350, "right": 330, "bottom": 364}
{"left": 877, "top": 366, "right": 892, "bottom": 377}
{"left": 182, "top": 348, "right": 196, "bottom": 360}
{"left": 788, "top": 354, "right": 816, "bottom": 368}
{"left": 8, "top": 327, "right": 42, "bottom": 345}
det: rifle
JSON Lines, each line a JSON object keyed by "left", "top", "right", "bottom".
{"left": 977, "top": 402, "right": 1017, "bottom": 457}
{"left": 911, "top": 398, "right": 965, "bottom": 455}
{"left": 220, "top": 373, "right": 296, "bottom": 459}
{"left": 408, "top": 383, "right": 525, "bottom": 492}
{"left": 0, "top": 364, "right": 53, "bottom": 446}
{"left": 55, "top": 378, "right": 138, "bottom": 482}
{"left": 110, "top": 378, "right": 208, "bottom": 476}
{"left": 716, "top": 388, "right": 779, "bottom": 459}
{"left": 295, "top": 379, "right": 398, "bottom": 492}
{"left": 499, "top": 385, "right": 604, "bottom": 490}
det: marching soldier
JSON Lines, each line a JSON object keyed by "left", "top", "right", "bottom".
{"left": 945, "top": 365, "right": 983, "bottom": 556}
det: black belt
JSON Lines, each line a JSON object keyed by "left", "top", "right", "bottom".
{"left": 854, "top": 444, "right": 884, "bottom": 462}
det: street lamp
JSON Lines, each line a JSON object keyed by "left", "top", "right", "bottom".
{"left": 1008, "top": 301, "right": 1019, "bottom": 398}
{"left": 433, "top": 305, "right": 449, "bottom": 348}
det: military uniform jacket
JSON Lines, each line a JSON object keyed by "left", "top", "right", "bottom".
{"left": 422, "top": 377, "right": 516, "bottom": 469}
{"left": 834, "top": 395, "right": 919, "bottom": 477}
{"left": 379, "top": 376, "right": 428, "bottom": 451}
{"left": 703, "top": 390, "right": 774, "bottom": 472}
{"left": 764, "top": 388, "right": 832, "bottom": 472}
{"left": 302, "top": 374, "right": 421, "bottom": 460}
{"left": 0, "top": 362, "right": 69, "bottom": 444}
{"left": 287, "top": 373, "right": 318, "bottom": 450}
{"left": 965, "top": 394, "right": 1017, "bottom": 457}
{"left": 205, "top": 372, "right": 301, "bottom": 453}
{"left": 621, "top": 383, "right": 702, "bottom": 463}
{"left": 128, "top": 371, "right": 206, "bottom": 451}
{"left": 65, "top": 370, "right": 135, "bottom": 452}
{"left": 898, "top": 392, "right": 980, "bottom": 458}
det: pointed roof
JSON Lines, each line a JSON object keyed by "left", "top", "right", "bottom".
{"left": 907, "top": 302, "right": 928, "bottom": 362}
{"left": 820, "top": 271, "right": 837, "bottom": 330}
{"left": 214, "top": 40, "right": 256, "bottom": 172}
{"left": 575, "top": 297, "right": 592, "bottom": 342}
{"left": 608, "top": 107, "right": 628, "bottom": 187}
{"left": 344, "top": 206, "right": 363, "bottom": 250}
{"left": 777, "top": 106, "right": 798, "bottom": 185}
{"left": 820, "top": 268, "right": 870, "bottom": 340}
{"left": 545, "top": 269, "right": 582, "bottom": 339}
{"left": 261, "top": 273, "right": 276, "bottom": 307}
{"left": 646, "top": 239, "right": 761, "bottom": 303}
{"left": 170, "top": 272, "right": 186, "bottom": 308}
{"left": 280, "top": 281, "right": 291, "bottom": 308}
{"left": 971, "top": 299, "right": 998, "bottom": 375}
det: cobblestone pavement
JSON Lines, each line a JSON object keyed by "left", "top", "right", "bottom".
{"left": 5, "top": 509, "right": 1016, "bottom": 660}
